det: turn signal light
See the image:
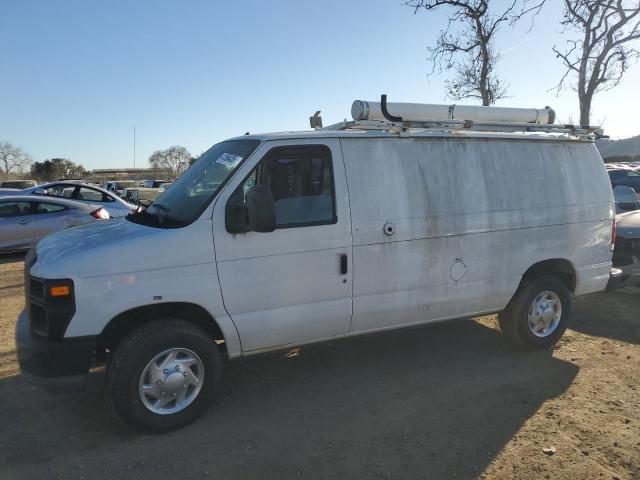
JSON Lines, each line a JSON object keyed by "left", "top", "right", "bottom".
{"left": 50, "top": 285, "right": 71, "bottom": 297}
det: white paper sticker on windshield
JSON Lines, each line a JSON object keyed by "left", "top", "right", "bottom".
{"left": 215, "top": 152, "right": 243, "bottom": 167}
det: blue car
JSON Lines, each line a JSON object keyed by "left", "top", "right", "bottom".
{"left": 608, "top": 168, "right": 640, "bottom": 194}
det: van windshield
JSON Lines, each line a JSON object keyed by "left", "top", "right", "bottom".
{"left": 129, "top": 140, "right": 260, "bottom": 227}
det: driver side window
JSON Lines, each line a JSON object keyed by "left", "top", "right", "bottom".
{"left": 226, "top": 145, "right": 337, "bottom": 231}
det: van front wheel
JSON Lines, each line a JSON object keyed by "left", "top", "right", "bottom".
{"left": 498, "top": 275, "right": 571, "bottom": 350}
{"left": 106, "top": 318, "right": 222, "bottom": 432}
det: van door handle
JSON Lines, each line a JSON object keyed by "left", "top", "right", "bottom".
{"left": 340, "top": 254, "right": 348, "bottom": 275}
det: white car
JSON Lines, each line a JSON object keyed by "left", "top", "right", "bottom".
{"left": 0, "top": 181, "right": 137, "bottom": 217}
{"left": 16, "top": 99, "right": 617, "bottom": 432}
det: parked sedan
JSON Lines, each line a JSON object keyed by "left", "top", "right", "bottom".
{"left": 608, "top": 168, "right": 640, "bottom": 194}
{"left": 613, "top": 210, "right": 640, "bottom": 287}
{"left": 0, "top": 196, "right": 110, "bottom": 253}
{"left": 0, "top": 181, "right": 136, "bottom": 217}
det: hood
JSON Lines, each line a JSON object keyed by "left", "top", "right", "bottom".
{"left": 33, "top": 218, "right": 158, "bottom": 275}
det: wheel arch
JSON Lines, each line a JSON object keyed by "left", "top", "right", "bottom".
{"left": 518, "top": 258, "right": 577, "bottom": 293}
{"left": 96, "top": 302, "right": 231, "bottom": 360}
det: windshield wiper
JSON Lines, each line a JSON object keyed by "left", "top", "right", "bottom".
{"left": 152, "top": 203, "right": 171, "bottom": 224}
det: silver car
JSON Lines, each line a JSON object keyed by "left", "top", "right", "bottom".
{"left": 0, "top": 196, "right": 110, "bottom": 253}
{"left": 0, "top": 181, "right": 137, "bottom": 217}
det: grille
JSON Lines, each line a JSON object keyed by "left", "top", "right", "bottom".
{"left": 23, "top": 251, "right": 76, "bottom": 339}
{"left": 30, "top": 303, "right": 48, "bottom": 337}
{"left": 29, "top": 278, "right": 45, "bottom": 300}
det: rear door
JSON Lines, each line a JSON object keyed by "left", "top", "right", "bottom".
{"left": 33, "top": 201, "right": 75, "bottom": 240}
{"left": 212, "top": 139, "right": 353, "bottom": 353}
{"left": 0, "top": 200, "right": 36, "bottom": 251}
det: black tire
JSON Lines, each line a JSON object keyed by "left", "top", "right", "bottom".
{"left": 498, "top": 275, "right": 571, "bottom": 350}
{"left": 106, "top": 318, "right": 222, "bottom": 433}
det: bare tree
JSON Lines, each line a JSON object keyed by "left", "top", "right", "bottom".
{"left": 148, "top": 145, "right": 193, "bottom": 175}
{"left": 407, "top": 0, "right": 544, "bottom": 105}
{"left": 553, "top": 0, "right": 640, "bottom": 126}
{"left": 0, "top": 141, "right": 33, "bottom": 177}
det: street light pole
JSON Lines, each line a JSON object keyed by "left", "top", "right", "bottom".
{"left": 133, "top": 125, "right": 136, "bottom": 177}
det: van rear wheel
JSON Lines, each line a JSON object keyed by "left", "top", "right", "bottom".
{"left": 498, "top": 275, "right": 571, "bottom": 350}
{"left": 106, "top": 318, "right": 222, "bottom": 432}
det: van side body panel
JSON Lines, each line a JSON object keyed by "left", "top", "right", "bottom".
{"left": 341, "top": 137, "right": 613, "bottom": 334}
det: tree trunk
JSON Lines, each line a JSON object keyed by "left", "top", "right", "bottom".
{"left": 479, "top": 39, "right": 490, "bottom": 106}
{"left": 480, "top": 77, "right": 490, "bottom": 105}
{"left": 579, "top": 93, "right": 591, "bottom": 127}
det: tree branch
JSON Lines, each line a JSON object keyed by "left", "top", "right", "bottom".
{"left": 407, "top": 0, "right": 543, "bottom": 105}
{"left": 553, "top": 0, "right": 640, "bottom": 125}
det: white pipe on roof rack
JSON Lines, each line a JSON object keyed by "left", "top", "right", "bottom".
{"left": 352, "top": 100, "right": 556, "bottom": 125}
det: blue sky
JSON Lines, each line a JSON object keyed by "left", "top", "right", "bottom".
{"left": 1, "top": 0, "right": 639, "bottom": 170}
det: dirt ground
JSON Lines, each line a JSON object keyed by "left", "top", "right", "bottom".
{"left": 0, "top": 253, "right": 638, "bottom": 480}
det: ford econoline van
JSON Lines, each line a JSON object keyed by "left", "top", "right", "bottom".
{"left": 16, "top": 99, "right": 618, "bottom": 431}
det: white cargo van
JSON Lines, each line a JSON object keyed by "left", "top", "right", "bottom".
{"left": 16, "top": 98, "right": 618, "bottom": 431}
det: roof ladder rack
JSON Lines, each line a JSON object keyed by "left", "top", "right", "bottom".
{"left": 322, "top": 95, "right": 605, "bottom": 141}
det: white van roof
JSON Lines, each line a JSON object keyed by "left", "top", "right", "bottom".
{"left": 231, "top": 127, "right": 597, "bottom": 144}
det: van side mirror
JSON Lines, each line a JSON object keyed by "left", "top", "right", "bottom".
{"left": 33, "top": 189, "right": 47, "bottom": 195}
{"left": 225, "top": 184, "right": 276, "bottom": 233}
{"left": 246, "top": 185, "right": 276, "bottom": 232}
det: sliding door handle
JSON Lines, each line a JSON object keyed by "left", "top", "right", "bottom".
{"left": 340, "top": 254, "right": 348, "bottom": 275}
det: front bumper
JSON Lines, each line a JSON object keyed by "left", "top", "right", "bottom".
{"left": 15, "top": 309, "right": 96, "bottom": 392}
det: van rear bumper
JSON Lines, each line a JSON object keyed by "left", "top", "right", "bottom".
{"left": 15, "top": 310, "right": 95, "bottom": 392}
